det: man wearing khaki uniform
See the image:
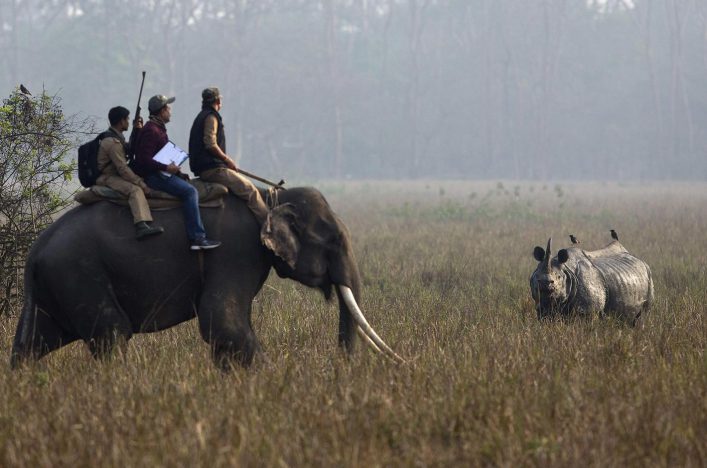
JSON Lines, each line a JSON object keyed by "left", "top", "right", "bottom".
{"left": 97, "top": 106, "right": 164, "bottom": 239}
{"left": 188, "top": 88, "right": 269, "bottom": 224}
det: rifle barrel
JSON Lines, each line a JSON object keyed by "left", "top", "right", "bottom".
{"left": 136, "top": 71, "right": 146, "bottom": 111}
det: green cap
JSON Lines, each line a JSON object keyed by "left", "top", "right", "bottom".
{"left": 148, "top": 94, "right": 175, "bottom": 114}
{"left": 202, "top": 87, "right": 221, "bottom": 104}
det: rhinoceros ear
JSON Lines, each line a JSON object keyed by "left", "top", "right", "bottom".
{"left": 261, "top": 203, "right": 300, "bottom": 269}
{"left": 533, "top": 246, "right": 545, "bottom": 262}
{"left": 557, "top": 249, "right": 569, "bottom": 264}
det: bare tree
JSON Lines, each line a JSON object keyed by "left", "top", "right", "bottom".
{"left": 664, "top": 0, "right": 695, "bottom": 166}
{"left": 403, "top": 0, "right": 430, "bottom": 177}
{"left": 324, "top": 0, "right": 345, "bottom": 178}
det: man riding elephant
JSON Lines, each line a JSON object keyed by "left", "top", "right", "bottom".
{"left": 188, "top": 87, "right": 269, "bottom": 225}
{"left": 133, "top": 94, "right": 221, "bottom": 250}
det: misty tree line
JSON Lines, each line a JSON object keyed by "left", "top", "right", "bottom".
{"left": 1, "top": 0, "right": 707, "bottom": 181}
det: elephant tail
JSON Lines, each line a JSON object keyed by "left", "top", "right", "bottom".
{"left": 11, "top": 256, "right": 44, "bottom": 367}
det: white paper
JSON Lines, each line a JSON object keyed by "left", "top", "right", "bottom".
{"left": 153, "top": 141, "right": 188, "bottom": 177}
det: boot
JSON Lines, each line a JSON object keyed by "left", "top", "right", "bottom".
{"left": 135, "top": 221, "right": 164, "bottom": 239}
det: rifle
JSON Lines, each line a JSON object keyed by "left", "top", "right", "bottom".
{"left": 127, "top": 71, "right": 146, "bottom": 161}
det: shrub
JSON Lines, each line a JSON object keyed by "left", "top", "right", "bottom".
{"left": 0, "top": 87, "right": 90, "bottom": 315}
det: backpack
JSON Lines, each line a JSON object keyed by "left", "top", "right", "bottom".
{"left": 77, "top": 131, "right": 113, "bottom": 187}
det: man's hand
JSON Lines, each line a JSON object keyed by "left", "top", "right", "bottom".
{"left": 224, "top": 156, "right": 237, "bottom": 172}
{"left": 140, "top": 183, "right": 152, "bottom": 196}
{"left": 133, "top": 116, "right": 144, "bottom": 129}
{"left": 166, "top": 163, "right": 180, "bottom": 174}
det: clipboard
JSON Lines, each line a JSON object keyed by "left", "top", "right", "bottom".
{"left": 153, "top": 141, "right": 188, "bottom": 177}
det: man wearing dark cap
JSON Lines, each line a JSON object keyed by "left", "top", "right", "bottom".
{"left": 133, "top": 94, "right": 221, "bottom": 250}
{"left": 97, "top": 106, "right": 164, "bottom": 239}
{"left": 188, "top": 87, "right": 269, "bottom": 224}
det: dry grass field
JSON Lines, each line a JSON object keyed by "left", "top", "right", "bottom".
{"left": 0, "top": 181, "right": 705, "bottom": 467}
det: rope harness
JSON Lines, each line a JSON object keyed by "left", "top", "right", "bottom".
{"left": 264, "top": 187, "right": 281, "bottom": 209}
{"left": 195, "top": 187, "right": 281, "bottom": 285}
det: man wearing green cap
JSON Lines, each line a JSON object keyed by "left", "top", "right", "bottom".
{"left": 133, "top": 94, "right": 221, "bottom": 250}
{"left": 188, "top": 87, "right": 269, "bottom": 224}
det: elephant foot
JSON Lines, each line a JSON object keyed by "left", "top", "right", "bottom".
{"left": 86, "top": 332, "right": 131, "bottom": 360}
{"left": 211, "top": 337, "right": 261, "bottom": 370}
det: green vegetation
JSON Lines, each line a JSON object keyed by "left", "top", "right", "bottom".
{"left": 0, "top": 181, "right": 704, "bottom": 466}
{"left": 0, "top": 88, "right": 88, "bottom": 316}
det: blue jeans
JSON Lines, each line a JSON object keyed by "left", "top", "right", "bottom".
{"left": 145, "top": 173, "right": 206, "bottom": 241}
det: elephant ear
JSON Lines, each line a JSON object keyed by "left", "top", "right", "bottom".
{"left": 261, "top": 203, "right": 300, "bottom": 269}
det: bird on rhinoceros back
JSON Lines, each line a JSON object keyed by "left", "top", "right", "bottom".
{"left": 529, "top": 236, "right": 653, "bottom": 325}
{"left": 610, "top": 229, "right": 619, "bottom": 241}
{"left": 569, "top": 234, "right": 580, "bottom": 244}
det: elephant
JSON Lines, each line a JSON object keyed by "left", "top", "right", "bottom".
{"left": 11, "top": 186, "right": 403, "bottom": 368}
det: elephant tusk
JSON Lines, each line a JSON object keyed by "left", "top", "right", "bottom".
{"left": 355, "top": 325, "right": 383, "bottom": 354}
{"left": 338, "top": 286, "right": 405, "bottom": 363}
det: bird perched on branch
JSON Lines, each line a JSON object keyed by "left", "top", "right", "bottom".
{"left": 19, "top": 84, "right": 31, "bottom": 96}
{"left": 610, "top": 229, "right": 619, "bottom": 241}
{"left": 569, "top": 234, "right": 580, "bottom": 244}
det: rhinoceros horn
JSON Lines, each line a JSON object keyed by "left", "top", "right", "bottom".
{"left": 544, "top": 238, "right": 552, "bottom": 271}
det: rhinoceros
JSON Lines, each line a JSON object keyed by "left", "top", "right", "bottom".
{"left": 529, "top": 237, "right": 654, "bottom": 325}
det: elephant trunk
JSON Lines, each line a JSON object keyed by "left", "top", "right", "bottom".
{"left": 327, "top": 224, "right": 402, "bottom": 362}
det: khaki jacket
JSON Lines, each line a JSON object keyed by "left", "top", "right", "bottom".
{"left": 97, "top": 127, "right": 148, "bottom": 190}
{"left": 204, "top": 114, "right": 219, "bottom": 149}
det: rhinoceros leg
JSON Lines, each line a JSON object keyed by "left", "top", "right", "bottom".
{"left": 11, "top": 305, "right": 78, "bottom": 368}
{"left": 196, "top": 287, "right": 261, "bottom": 370}
{"left": 630, "top": 310, "right": 642, "bottom": 327}
{"left": 630, "top": 300, "right": 651, "bottom": 328}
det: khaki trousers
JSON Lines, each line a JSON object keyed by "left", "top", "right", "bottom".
{"left": 96, "top": 174, "right": 153, "bottom": 223}
{"left": 199, "top": 167, "right": 269, "bottom": 223}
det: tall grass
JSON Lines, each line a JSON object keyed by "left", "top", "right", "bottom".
{"left": 0, "top": 181, "right": 705, "bottom": 466}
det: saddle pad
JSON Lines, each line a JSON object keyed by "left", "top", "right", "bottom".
{"left": 74, "top": 179, "right": 228, "bottom": 209}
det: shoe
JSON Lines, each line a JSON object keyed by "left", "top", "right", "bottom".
{"left": 190, "top": 238, "right": 221, "bottom": 250}
{"left": 135, "top": 221, "right": 164, "bottom": 239}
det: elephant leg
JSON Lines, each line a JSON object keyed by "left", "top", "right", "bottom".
{"left": 85, "top": 320, "right": 133, "bottom": 360}
{"left": 11, "top": 305, "right": 78, "bottom": 368}
{"left": 197, "top": 292, "right": 260, "bottom": 369}
{"left": 76, "top": 298, "right": 133, "bottom": 360}
{"left": 50, "top": 278, "right": 134, "bottom": 360}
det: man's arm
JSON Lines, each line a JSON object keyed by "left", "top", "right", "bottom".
{"left": 204, "top": 114, "right": 237, "bottom": 171}
{"left": 104, "top": 138, "right": 151, "bottom": 193}
{"left": 134, "top": 126, "right": 171, "bottom": 174}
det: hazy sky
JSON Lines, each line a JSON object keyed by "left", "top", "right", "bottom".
{"left": 1, "top": 0, "right": 706, "bottom": 180}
